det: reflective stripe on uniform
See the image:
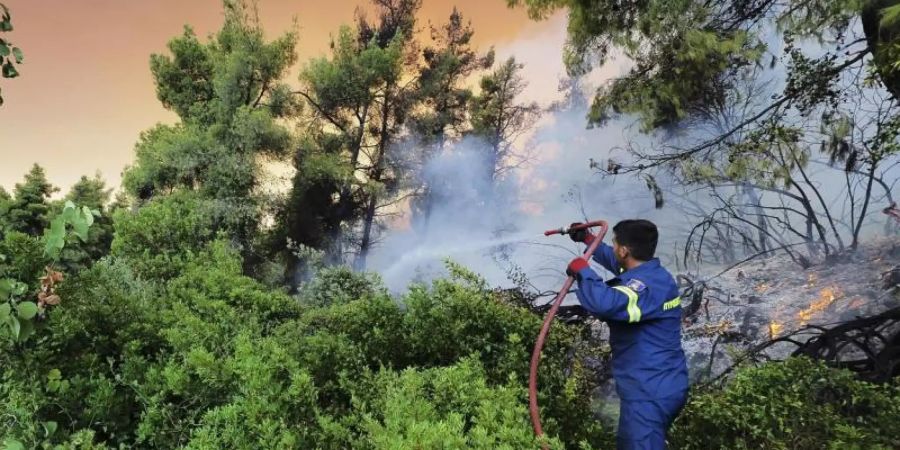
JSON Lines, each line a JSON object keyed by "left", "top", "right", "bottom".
{"left": 663, "top": 297, "right": 681, "bottom": 311}
{"left": 612, "top": 285, "right": 641, "bottom": 323}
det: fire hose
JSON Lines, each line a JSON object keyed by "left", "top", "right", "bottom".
{"left": 529, "top": 220, "right": 608, "bottom": 446}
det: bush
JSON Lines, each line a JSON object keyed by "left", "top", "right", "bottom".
{"left": 110, "top": 191, "right": 217, "bottom": 279}
{"left": 33, "top": 232, "right": 900, "bottom": 449}
{"left": 672, "top": 357, "right": 900, "bottom": 450}
{"left": 355, "top": 357, "right": 559, "bottom": 449}
{"left": 295, "top": 265, "right": 611, "bottom": 448}
{"left": 298, "top": 265, "right": 386, "bottom": 307}
{"left": 0, "top": 231, "right": 48, "bottom": 290}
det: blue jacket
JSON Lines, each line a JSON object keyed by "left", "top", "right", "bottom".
{"left": 572, "top": 242, "right": 689, "bottom": 400}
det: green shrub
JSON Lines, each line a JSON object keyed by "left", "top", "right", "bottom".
{"left": 110, "top": 191, "right": 217, "bottom": 279}
{"left": 355, "top": 357, "right": 560, "bottom": 449}
{"left": 672, "top": 357, "right": 900, "bottom": 450}
{"left": 295, "top": 266, "right": 611, "bottom": 448}
{"left": 0, "top": 231, "right": 48, "bottom": 289}
{"left": 182, "top": 335, "right": 321, "bottom": 449}
{"left": 298, "top": 265, "right": 386, "bottom": 307}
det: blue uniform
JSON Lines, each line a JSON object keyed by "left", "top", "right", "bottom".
{"left": 571, "top": 242, "right": 689, "bottom": 450}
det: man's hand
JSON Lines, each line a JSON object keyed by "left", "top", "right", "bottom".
{"left": 566, "top": 257, "right": 589, "bottom": 279}
{"left": 568, "top": 222, "right": 596, "bottom": 244}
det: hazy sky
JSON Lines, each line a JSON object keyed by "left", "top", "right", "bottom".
{"left": 0, "top": 0, "right": 562, "bottom": 193}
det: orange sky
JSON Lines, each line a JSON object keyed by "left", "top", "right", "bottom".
{"left": 0, "top": 0, "right": 560, "bottom": 193}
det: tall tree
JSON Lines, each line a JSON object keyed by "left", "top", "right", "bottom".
{"left": 409, "top": 8, "right": 494, "bottom": 226}
{"left": 353, "top": 0, "right": 422, "bottom": 271}
{"left": 120, "top": 0, "right": 298, "bottom": 271}
{"left": 412, "top": 8, "right": 493, "bottom": 151}
{"left": 470, "top": 57, "right": 540, "bottom": 182}
{"left": 508, "top": 0, "right": 899, "bottom": 160}
{"left": 5, "top": 164, "right": 58, "bottom": 237}
{"left": 511, "top": 0, "right": 900, "bottom": 260}
{"left": 288, "top": 0, "right": 421, "bottom": 274}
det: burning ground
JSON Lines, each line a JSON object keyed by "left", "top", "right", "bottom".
{"left": 680, "top": 237, "right": 900, "bottom": 381}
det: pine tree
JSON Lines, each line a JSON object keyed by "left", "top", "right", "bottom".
{"left": 120, "top": 0, "right": 298, "bottom": 270}
{"left": 5, "top": 164, "right": 58, "bottom": 237}
{"left": 470, "top": 57, "right": 540, "bottom": 182}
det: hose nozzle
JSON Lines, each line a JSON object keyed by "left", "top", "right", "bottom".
{"left": 543, "top": 226, "right": 568, "bottom": 236}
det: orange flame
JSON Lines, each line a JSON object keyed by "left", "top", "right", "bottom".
{"left": 797, "top": 286, "right": 843, "bottom": 326}
{"left": 768, "top": 321, "right": 784, "bottom": 338}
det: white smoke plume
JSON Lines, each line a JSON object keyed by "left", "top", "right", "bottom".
{"left": 365, "top": 15, "right": 695, "bottom": 293}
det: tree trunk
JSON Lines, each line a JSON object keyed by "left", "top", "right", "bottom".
{"left": 853, "top": 161, "right": 879, "bottom": 250}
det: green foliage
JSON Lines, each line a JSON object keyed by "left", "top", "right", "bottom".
{"left": 0, "top": 232, "right": 47, "bottom": 288}
{"left": 56, "top": 175, "right": 115, "bottom": 271}
{"left": 1, "top": 235, "right": 612, "bottom": 448}
{"left": 123, "top": 0, "right": 297, "bottom": 260}
{"left": 470, "top": 57, "right": 540, "bottom": 176}
{"left": 672, "top": 357, "right": 900, "bottom": 449}
{"left": 0, "top": 200, "right": 91, "bottom": 344}
{"left": 110, "top": 191, "right": 217, "bottom": 279}
{"left": 0, "top": 277, "right": 35, "bottom": 342}
{"left": 297, "top": 265, "right": 610, "bottom": 447}
{"left": 298, "top": 265, "right": 386, "bottom": 307}
{"left": 412, "top": 8, "right": 493, "bottom": 149}
{"left": 4, "top": 164, "right": 59, "bottom": 237}
{"left": 44, "top": 201, "right": 97, "bottom": 261}
{"left": 506, "top": 0, "right": 880, "bottom": 129}
{"left": 357, "top": 358, "right": 560, "bottom": 449}
{"left": 287, "top": 13, "right": 414, "bottom": 269}
{"left": 0, "top": 2, "right": 22, "bottom": 106}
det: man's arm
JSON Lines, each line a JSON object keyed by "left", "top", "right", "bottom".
{"left": 567, "top": 259, "right": 642, "bottom": 323}
{"left": 589, "top": 241, "right": 621, "bottom": 274}
{"left": 569, "top": 223, "right": 620, "bottom": 274}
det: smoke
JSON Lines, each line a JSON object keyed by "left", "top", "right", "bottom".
{"left": 365, "top": 14, "right": 697, "bottom": 293}
{"left": 367, "top": 102, "right": 686, "bottom": 293}
{"left": 367, "top": 12, "right": 900, "bottom": 294}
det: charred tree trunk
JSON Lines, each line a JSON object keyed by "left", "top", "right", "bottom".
{"left": 853, "top": 160, "right": 880, "bottom": 250}
{"left": 743, "top": 183, "right": 769, "bottom": 253}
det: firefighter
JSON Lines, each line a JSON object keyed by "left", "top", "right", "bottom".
{"left": 566, "top": 219, "right": 688, "bottom": 450}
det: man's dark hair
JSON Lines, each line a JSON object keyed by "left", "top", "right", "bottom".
{"left": 613, "top": 219, "right": 658, "bottom": 261}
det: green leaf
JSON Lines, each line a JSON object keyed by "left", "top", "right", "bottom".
{"left": 62, "top": 203, "right": 76, "bottom": 221}
{"left": 43, "top": 420, "right": 58, "bottom": 437}
{"left": 2, "top": 61, "right": 18, "bottom": 78}
{"left": 73, "top": 220, "right": 89, "bottom": 242}
{"left": 11, "top": 281, "right": 26, "bottom": 296}
{"left": 44, "top": 216, "right": 66, "bottom": 258}
{"left": 17, "top": 319, "right": 33, "bottom": 341}
{"left": 0, "top": 278, "right": 11, "bottom": 298}
{"left": 16, "top": 301, "right": 37, "bottom": 320}
{"left": 11, "top": 47, "right": 21, "bottom": 64}
{"left": 82, "top": 206, "right": 95, "bottom": 226}
{"left": 0, "top": 303, "right": 10, "bottom": 320}
{"left": 2, "top": 438, "right": 25, "bottom": 450}
{"left": 0, "top": 45, "right": 8, "bottom": 57}
{"left": 8, "top": 315, "right": 20, "bottom": 339}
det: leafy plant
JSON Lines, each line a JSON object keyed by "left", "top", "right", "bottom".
{"left": 0, "top": 2, "right": 22, "bottom": 106}
{"left": 672, "top": 357, "right": 900, "bottom": 449}
{"left": 0, "top": 201, "right": 93, "bottom": 343}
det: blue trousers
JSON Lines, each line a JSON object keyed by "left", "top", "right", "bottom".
{"left": 617, "top": 392, "right": 688, "bottom": 450}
